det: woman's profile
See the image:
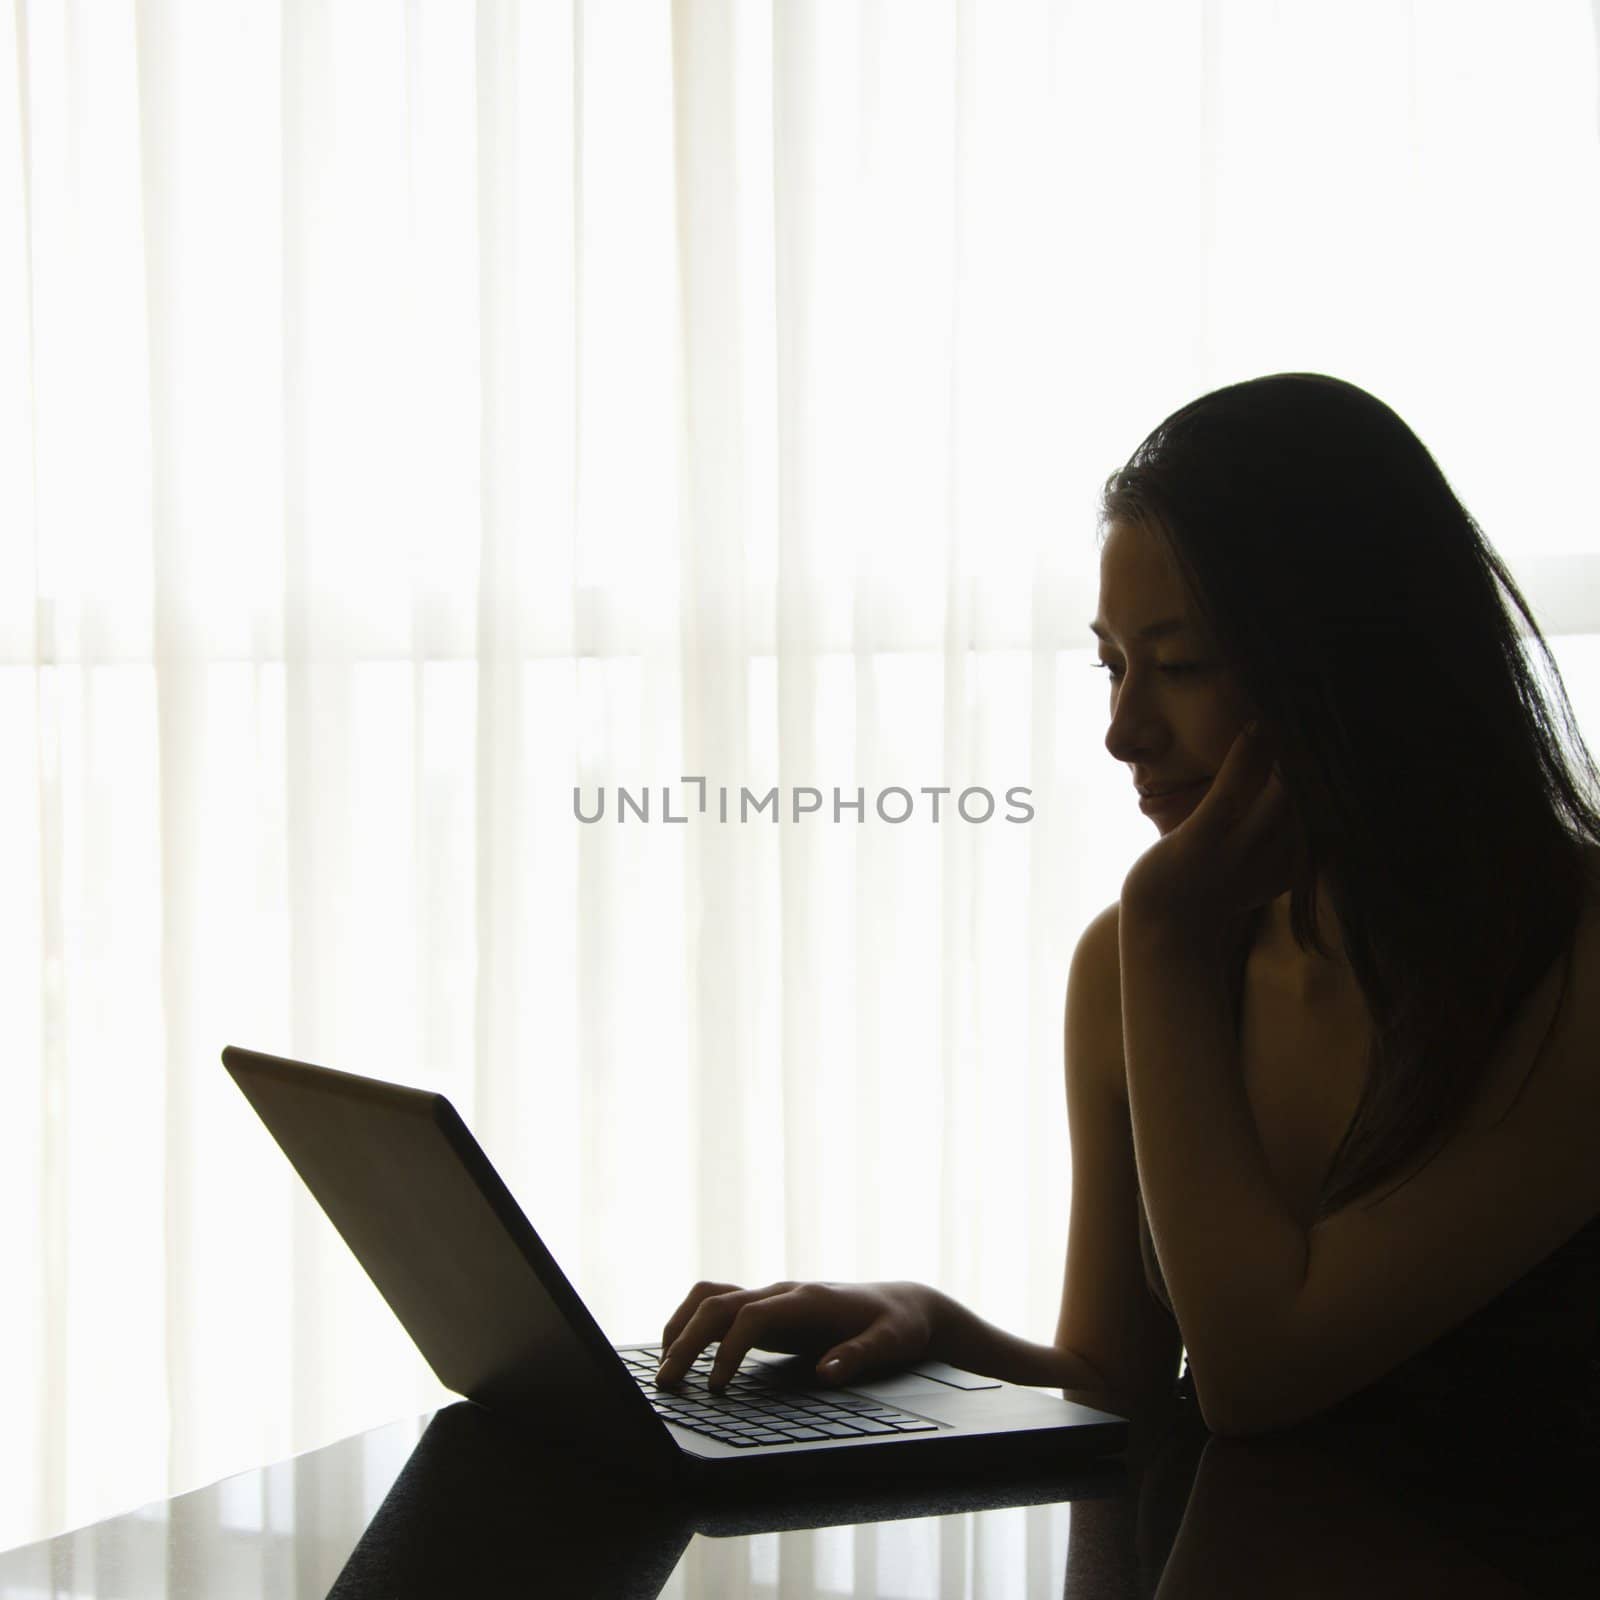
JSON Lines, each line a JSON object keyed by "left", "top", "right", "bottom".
{"left": 654, "top": 373, "right": 1600, "bottom": 1448}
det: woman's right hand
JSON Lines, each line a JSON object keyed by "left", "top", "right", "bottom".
{"left": 654, "top": 1279, "right": 945, "bottom": 1393}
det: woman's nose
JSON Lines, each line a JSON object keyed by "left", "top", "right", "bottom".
{"left": 1104, "top": 686, "right": 1164, "bottom": 765}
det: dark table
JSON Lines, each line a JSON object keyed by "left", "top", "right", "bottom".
{"left": 3, "top": 1399, "right": 1595, "bottom": 1596}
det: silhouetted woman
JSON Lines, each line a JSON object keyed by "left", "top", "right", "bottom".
{"left": 656, "top": 373, "right": 1600, "bottom": 1455}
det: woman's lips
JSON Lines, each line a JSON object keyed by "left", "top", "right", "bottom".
{"left": 1138, "top": 778, "right": 1210, "bottom": 817}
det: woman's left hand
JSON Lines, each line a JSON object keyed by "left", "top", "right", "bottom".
{"left": 1121, "top": 722, "right": 1301, "bottom": 938}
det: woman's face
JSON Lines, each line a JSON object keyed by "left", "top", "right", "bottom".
{"left": 1092, "top": 519, "right": 1256, "bottom": 835}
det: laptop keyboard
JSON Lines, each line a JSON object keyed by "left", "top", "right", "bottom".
{"left": 619, "top": 1345, "right": 942, "bottom": 1450}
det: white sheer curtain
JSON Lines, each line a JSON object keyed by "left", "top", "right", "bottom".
{"left": 5, "top": 0, "right": 1600, "bottom": 1554}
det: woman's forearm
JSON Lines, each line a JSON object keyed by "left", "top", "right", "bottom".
{"left": 929, "top": 1290, "right": 1111, "bottom": 1393}
{"left": 1116, "top": 904, "right": 1309, "bottom": 1424}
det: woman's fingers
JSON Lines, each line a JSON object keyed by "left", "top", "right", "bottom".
{"left": 655, "top": 1281, "right": 798, "bottom": 1385}
{"left": 660, "top": 1279, "right": 743, "bottom": 1352}
{"left": 703, "top": 1285, "right": 850, "bottom": 1389}
{"left": 655, "top": 1280, "right": 939, "bottom": 1392}
{"left": 656, "top": 1282, "right": 745, "bottom": 1384}
{"left": 705, "top": 1292, "right": 910, "bottom": 1392}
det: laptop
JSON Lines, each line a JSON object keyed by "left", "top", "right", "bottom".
{"left": 222, "top": 1045, "right": 1128, "bottom": 1489}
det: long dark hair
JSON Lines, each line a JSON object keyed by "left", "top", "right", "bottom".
{"left": 1101, "top": 372, "right": 1600, "bottom": 1219}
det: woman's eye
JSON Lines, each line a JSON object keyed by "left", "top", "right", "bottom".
{"left": 1091, "top": 661, "right": 1206, "bottom": 679}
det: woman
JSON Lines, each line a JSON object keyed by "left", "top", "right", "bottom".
{"left": 654, "top": 373, "right": 1600, "bottom": 1446}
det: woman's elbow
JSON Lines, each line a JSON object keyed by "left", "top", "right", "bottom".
{"left": 1201, "top": 1403, "right": 1276, "bottom": 1439}
{"left": 1191, "top": 1369, "right": 1307, "bottom": 1439}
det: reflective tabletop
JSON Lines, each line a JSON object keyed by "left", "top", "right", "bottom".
{"left": 3, "top": 1400, "right": 1595, "bottom": 1596}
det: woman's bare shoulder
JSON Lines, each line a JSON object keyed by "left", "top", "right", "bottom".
{"left": 1081, "top": 899, "right": 1121, "bottom": 964}
{"left": 1068, "top": 902, "right": 1127, "bottom": 1101}
{"left": 1076, "top": 901, "right": 1124, "bottom": 1019}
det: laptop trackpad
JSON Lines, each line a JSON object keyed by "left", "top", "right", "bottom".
{"left": 750, "top": 1352, "right": 989, "bottom": 1400}
{"left": 848, "top": 1372, "right": 961, "bottom": 1401}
